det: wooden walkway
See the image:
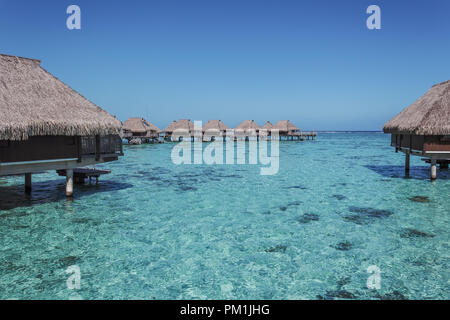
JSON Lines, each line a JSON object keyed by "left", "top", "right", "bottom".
{"left": 165, "top": 131, "right": 317, "bottom": 142}
{"left": 300, "top": 132, "right": 317, "bottom": 140}
{"left": 277, "top": 132, "right": 317, "bottom": 141}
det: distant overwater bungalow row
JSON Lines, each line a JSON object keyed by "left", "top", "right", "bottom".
{"left": 122, "top": 118, "right": 317, "bottom": 144}
{"left": 0, "top": 53, "right": 449, "bottom": 201}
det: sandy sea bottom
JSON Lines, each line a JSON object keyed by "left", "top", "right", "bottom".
{"left": 0, "top": 133, "right": 449, "bottom": 299}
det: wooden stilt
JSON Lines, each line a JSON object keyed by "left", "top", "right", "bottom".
{"left": 430, "top": 159, "right": 437, "bottom": 180}
{"left": 66, "top": 169, "right": 74, "bottom": 197}
{"left": 25, "top": 173, "right": 32, "bottom": 194}
{"left": 405, "top": 150, "right": 410, "bottom": 175}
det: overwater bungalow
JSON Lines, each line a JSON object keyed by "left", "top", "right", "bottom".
{"left": 0, "top": 54, "right": 123, "bottom": 196}
{"left": 122, "top": 117, "right": 161, "bottom": 144}
{"left": 234, "top": 120, "right": 260, "bottom": 140}
{"left": 147, "top": 122, "right": 163, "bottom": 141}
{"left": 163, "top": 120, "right": 177, "bottom": 139}
{"left": 383, "top": 80, "right": 450, "bottom": 180}
{"left": 259, "top": 121, "right": 274, "bottom": 139}
{"left": 202, "top": 120, "right": 231, "bottom": 141}
{"left": 262, "top": 121, "right": 273, "bottom": 130}
{"left": 164, "top": 119, "right": 201, "bottom": 141}
{"left": 272, "top": 120, "right": 302, "bottom": 140}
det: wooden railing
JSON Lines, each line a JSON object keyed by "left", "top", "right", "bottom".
{"left": 80, "top": 135, "right": 123, "bottom": 160}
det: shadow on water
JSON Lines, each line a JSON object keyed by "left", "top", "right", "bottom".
{"left": 0, "top": 179, "right": 133, "bottom": 211}
{"left": 365, "top": 165, "right": 450, "bottom": 180}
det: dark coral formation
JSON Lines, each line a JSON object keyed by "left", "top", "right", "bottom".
{"left": 297, "top": 213, "right": 319, "bottom": 224}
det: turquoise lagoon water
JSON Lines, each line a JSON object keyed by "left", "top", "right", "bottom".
{"left": 0, "top": 132, "right": 449, "bottom": 300}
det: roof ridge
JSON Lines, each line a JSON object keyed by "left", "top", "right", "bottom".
{"left": 431, "top": 80, "right": 450, "bottom": 88}
{"left": 0, "top": 53, "right": 41, "bottom": 65}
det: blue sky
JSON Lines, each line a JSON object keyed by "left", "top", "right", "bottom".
{"left": 1, "top": 0, "right": 449, "bottom": 130}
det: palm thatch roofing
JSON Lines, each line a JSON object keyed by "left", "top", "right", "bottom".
{"left": 123, "top": 117, "right": 148, "bottom": 133}
{"left": 0, "top": 54, "right": 122, "bottom": 141}
{"left": 235, "top": 120, "right": 260, "bottom": 130}
{"left": 258, "top": 121, "right": 274, "bottom": 137}
{"left": 164, "top": 120, "right": 177, "bottom": 133}
{"left": 146, "top": 122, "right": 161, "bottom": 133}
{"left": 165, "top": 119, "right": 201, "bottom": 135}
{"left": 261, "top": 121, "right": 273, "bottom": 130}
{"left": 272, "top": 120, "right": 300, "bottom": 132}
{"left": 202, "top": 120, "right": 230, "bottom": 136}
{"left": 234, "top": 120, "right": 260, "bottom": 138}
{"left": 383, "top": 80, "right": 450, "bottom": 135}
{"left": 123, "top": 117, "right": 161, "bottom": 136}
{"left": 174, "top": 119, "right": 195, "bottom": 132}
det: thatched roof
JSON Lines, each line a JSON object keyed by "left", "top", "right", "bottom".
{"left": 166, "top": 119, "right": 201, "bottom": 135}
{"left": 123, "top": 117, "right": 161, "bottom": 135}
{"left": 234, "top": 120, "right": 260, "bottom": 137}
{"left": 383, "top": 80, "right": 450, "bottom": 135}
{"left": 0, "top": 54, "right": 121, "bottom": 141}
{"left": 146, "top": 121, "right": 161, "bottom": 133}
{"left": 235, "top": 120, "right": 260, "bottom": 131}
{"left": 272, "top": 120, "right": 299, "bottom": 132}
{"left": 261, "top": 121, "right": 273, "bottom": 130}
{"left": 173, "top": 119, "right": 195, "bottom": 132}
{"left": 203, "top": 120, "right": 230, "bottom": 135}
{"left": 258, "top": 121, "right": 274, "bottom": 136}
{"left": 164, "top": 121, "right": 177, "bottom": 133}
{"left": 123, "top": 117, "right": 148, "bottom": 133}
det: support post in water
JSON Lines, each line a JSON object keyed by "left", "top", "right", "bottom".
{"left": 405, "top": 150, "right": 410, "bottom": 176}
{"left": 25, "top": 173, "right": 32, "bottom": 194}
{"left": 430, "top": 159, "right": 437, "bottom": 180}
{"left": 66, "top": 169, "right": 74, "bottom": 197}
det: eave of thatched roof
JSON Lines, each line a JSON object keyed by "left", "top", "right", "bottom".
{"left": 0, "top": 54, "right": 122, "bottom": 141}
{"left": 272, "top": 120, "right": 299, "bottom": 131}
{"left": 383, "top": 80, "right": 450, "bottom": 135}
{"left": 146, "top": 121, "right": 161, "bottom": 133}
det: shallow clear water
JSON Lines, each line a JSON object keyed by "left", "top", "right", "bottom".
{"left": 0, "top": 133, "right": 449, "bottom": 300}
